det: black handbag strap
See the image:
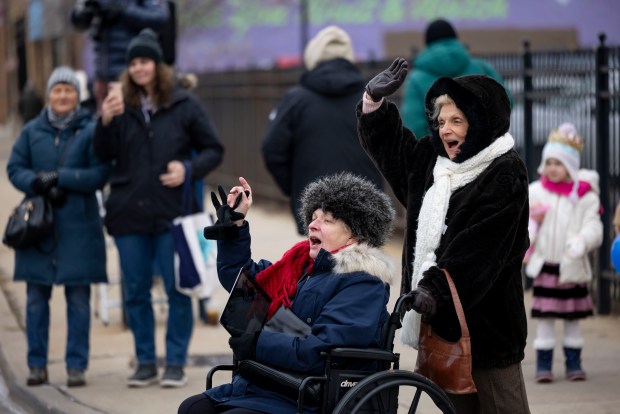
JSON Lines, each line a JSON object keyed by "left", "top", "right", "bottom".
{"left": 57, "top": 128, "right": 79, "bottom": 167}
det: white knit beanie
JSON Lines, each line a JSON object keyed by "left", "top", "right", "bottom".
{"left": 303, "top": 25, "right": 354, "bottom": 71}
{"left": 537, "top": 122, "right": 583, "bottom": 201}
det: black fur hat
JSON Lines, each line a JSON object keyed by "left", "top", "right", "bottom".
{"left": 424, "top": 75, "right": 511, "bottom": 163}
{"left": 298, "top": 172, "right": 395, "bottom": 247}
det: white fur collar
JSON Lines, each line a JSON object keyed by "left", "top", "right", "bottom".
{"left": 332, "top": 243, "right": 395, "bottom": 285}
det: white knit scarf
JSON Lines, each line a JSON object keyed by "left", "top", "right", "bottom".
{"left": 400, "top": 133, "right": 515, "bottom": 348}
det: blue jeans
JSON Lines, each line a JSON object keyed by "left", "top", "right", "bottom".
{"left": 26, "top": 283, "right": 91, "bottom": 370}
{"left": 115, "top": 232, "right": 193, "bottom": 366}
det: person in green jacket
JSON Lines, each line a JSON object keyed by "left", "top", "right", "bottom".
{"left": 401, "top": 18, "right": 510, "bottom": 139}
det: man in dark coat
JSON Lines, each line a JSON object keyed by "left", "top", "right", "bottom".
{"left": 358, "top": 58, "right": 531, "bottom": 413}
{"left": 262, "top": 25, "right": 383, "bottom": 235}
{"left": 70, "top": 0, "right": 169, "bottom": 108}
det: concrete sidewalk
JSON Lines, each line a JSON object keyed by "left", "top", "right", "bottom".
{"left": 0, "top": 120, "right": 619, "bottom": 413}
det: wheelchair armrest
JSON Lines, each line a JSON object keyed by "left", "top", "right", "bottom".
{"left": 238, "top": 360, "right": 324, "bottom": 405}
{"left": 206, "top": 364, "right": 235, "bottom": 390}
{"left": 324, "top": 347, "right": 399, "bottom": 362}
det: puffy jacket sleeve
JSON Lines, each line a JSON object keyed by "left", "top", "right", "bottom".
{"left": 216, "top": 222, "right": 273, "bottom": 292}
{"left": 572, "top": 192, "right": 603, "bottom": 253}
{"left": 6, "top": 126, "right": 37, "bottom": 195}
{"left": 93, "top": 116, "right": 123, "bottom": 161}
{"left": 58, "top": 122, "right": 111, "bottom": 193}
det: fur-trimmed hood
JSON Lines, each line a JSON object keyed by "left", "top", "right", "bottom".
{"left": 424, "top": 75, "right": 511, "bottom": 163}
{"left": 329, "top": 243, "right": 394, "bottom": 285}
{"left": 578, "top": 169, "right": 600, "bottom": 195}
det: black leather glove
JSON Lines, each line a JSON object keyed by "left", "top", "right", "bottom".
{"left": 401, "top": 286, "right": 437, "bottom": 317}
{"left": 228, "top": 332, "right": 258, "bottom": 361}
{"left": 31, "top": 171, "right": 59, "bottom": 195}
{"left": 203, "top": 185, "right": 249, "bottom": 240}
{"left": 47, "top": 186, "right": 67, "bottom": 207}
{"left": 365, "top": 57, "right": 409, "bottom": 102}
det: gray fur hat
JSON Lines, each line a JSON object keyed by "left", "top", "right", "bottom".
{"left": 298, "top": 172, "right": 395, "bottom": 247}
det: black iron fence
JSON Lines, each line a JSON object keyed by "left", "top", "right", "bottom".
{"left": 195, "top": 35, "right": 620, "bottom": 313}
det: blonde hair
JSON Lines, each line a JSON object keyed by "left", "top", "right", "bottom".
{"left": 119, "top": 62, "right": 175, "bottom": 109}
{"left": 430, "top": 94, "right": 455, "bottom": 130}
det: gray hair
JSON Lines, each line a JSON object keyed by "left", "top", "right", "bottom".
{"left": 430, "top": 94, "right": 455, "bottom": 130}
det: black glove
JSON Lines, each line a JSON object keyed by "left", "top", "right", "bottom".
{"left": 228, "top": 333, "right": 258, "bottom": 361}
{"left": 31, "top": 171, "right": 59, "bottom": 195}
{"left": 400, "top": 286, "right": 437, "bottom": 317}
{"left": 203, "top": 185, "right": 249, "bottom": 240}
{"left": 365, "top": 57, "right": 408, "bottom": 102}
{"left": 47, "top": 186, "right": 67, "bottom": 207}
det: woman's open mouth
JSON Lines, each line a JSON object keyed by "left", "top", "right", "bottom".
{"left": 446, "top": 139, "right": 460, "bottom": 149}
{"left": 309, "top": 237, "right": 321, "bottom": 246}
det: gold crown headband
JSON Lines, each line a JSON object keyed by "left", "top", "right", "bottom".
{"left": 548, "top": 128, "right": 583, "bottom": 152}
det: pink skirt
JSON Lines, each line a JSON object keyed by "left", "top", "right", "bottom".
{"left": 531, "top": 263, "right": 593, "bottom": 320}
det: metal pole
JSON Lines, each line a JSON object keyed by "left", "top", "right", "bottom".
{"left": 596, "top": 33, "right": 611, "bottom": 314}
{"left": 300, "top": 0, "right": 309, "bottom": 64}
{"left": 523, "top": 40, "right": 535, "bottom": 180}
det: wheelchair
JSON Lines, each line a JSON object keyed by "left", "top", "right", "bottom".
{"left": 207, "top": 295, "right": 457, "bottom": 414}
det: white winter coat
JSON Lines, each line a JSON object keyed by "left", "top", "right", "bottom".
{"left": 526, "top": 169, "right": 603, "bottom": 284}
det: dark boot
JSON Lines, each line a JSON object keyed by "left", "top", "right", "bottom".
{"left": 26, "top": 367, "right": 48, "bottom": 386}
{"left": 564, "top": 347, "right": 586, "bottom": 381}
{"left": 536, "top": 349, "right": 554, "bottom": 383}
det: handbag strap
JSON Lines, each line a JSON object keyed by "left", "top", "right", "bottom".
{"left": 57, "top": 128, "right": 79, "bottom": 167}
{"left": 441, "top": 269, "right": 471, "bottom": 339}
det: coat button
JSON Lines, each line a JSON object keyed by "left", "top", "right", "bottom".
{"left": 306, "top": 318, "right": 312, "bottom": 324}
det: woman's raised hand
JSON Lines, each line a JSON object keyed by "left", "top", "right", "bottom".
{"left": 100, "top": 90, "right": 125, "bottom": 126}
{"left": 365, "top": 57, "right": 408, "bottom": 102}
{"left": 227, "top": 176, "right": 252, "bottom": 225}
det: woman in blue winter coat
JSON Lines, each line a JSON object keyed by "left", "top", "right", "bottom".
{"left": 178, "top": 172, "right": 395, "bottom": 414}
{"left": 6, "top": 67, "right": 110, "bottom": 388}
{"left": 93, "top": 28, "right": 223, "bottom": 388}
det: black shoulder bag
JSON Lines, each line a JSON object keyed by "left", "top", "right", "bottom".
{"left": 3, "top": 130, "right": 78, "bottom": 250}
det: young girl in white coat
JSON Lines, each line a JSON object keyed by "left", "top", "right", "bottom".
{"left": 526, "top": 123, "right": 603, "bottom": 383}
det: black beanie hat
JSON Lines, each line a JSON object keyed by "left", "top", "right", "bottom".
{"left": 127, "top": 28, "right": 163, "bottom": 64}
{"left": 425, "top": 19, "right": 458, "bottom": 46}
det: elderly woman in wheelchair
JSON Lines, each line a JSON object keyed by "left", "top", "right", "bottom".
{"left": 179, "top": 172, "right": 398, "bottom": 414}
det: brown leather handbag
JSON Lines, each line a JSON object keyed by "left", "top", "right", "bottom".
{"left": 414, "top": 269, "right": 477, "bottom": 394}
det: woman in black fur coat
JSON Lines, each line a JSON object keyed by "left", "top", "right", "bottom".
{"left": 357, "top": 58, "right": 531, "bottom": 413}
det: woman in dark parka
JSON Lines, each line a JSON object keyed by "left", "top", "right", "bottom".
{"left": 357, "top": 58, "right": 531, "bottom": 413}
{"left": 7, "top": 66, "right": 110, "bottom": 388}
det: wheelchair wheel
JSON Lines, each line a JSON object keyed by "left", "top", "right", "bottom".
{"left": 331, "top": 369, "right": 456, "bottom": 414}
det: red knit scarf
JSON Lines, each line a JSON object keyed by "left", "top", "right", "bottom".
{"left": 256, "top": 241, "right": 313, "bottom": 319}
{"left": 541, "top": 176, "right": 591, "bottom": 198}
